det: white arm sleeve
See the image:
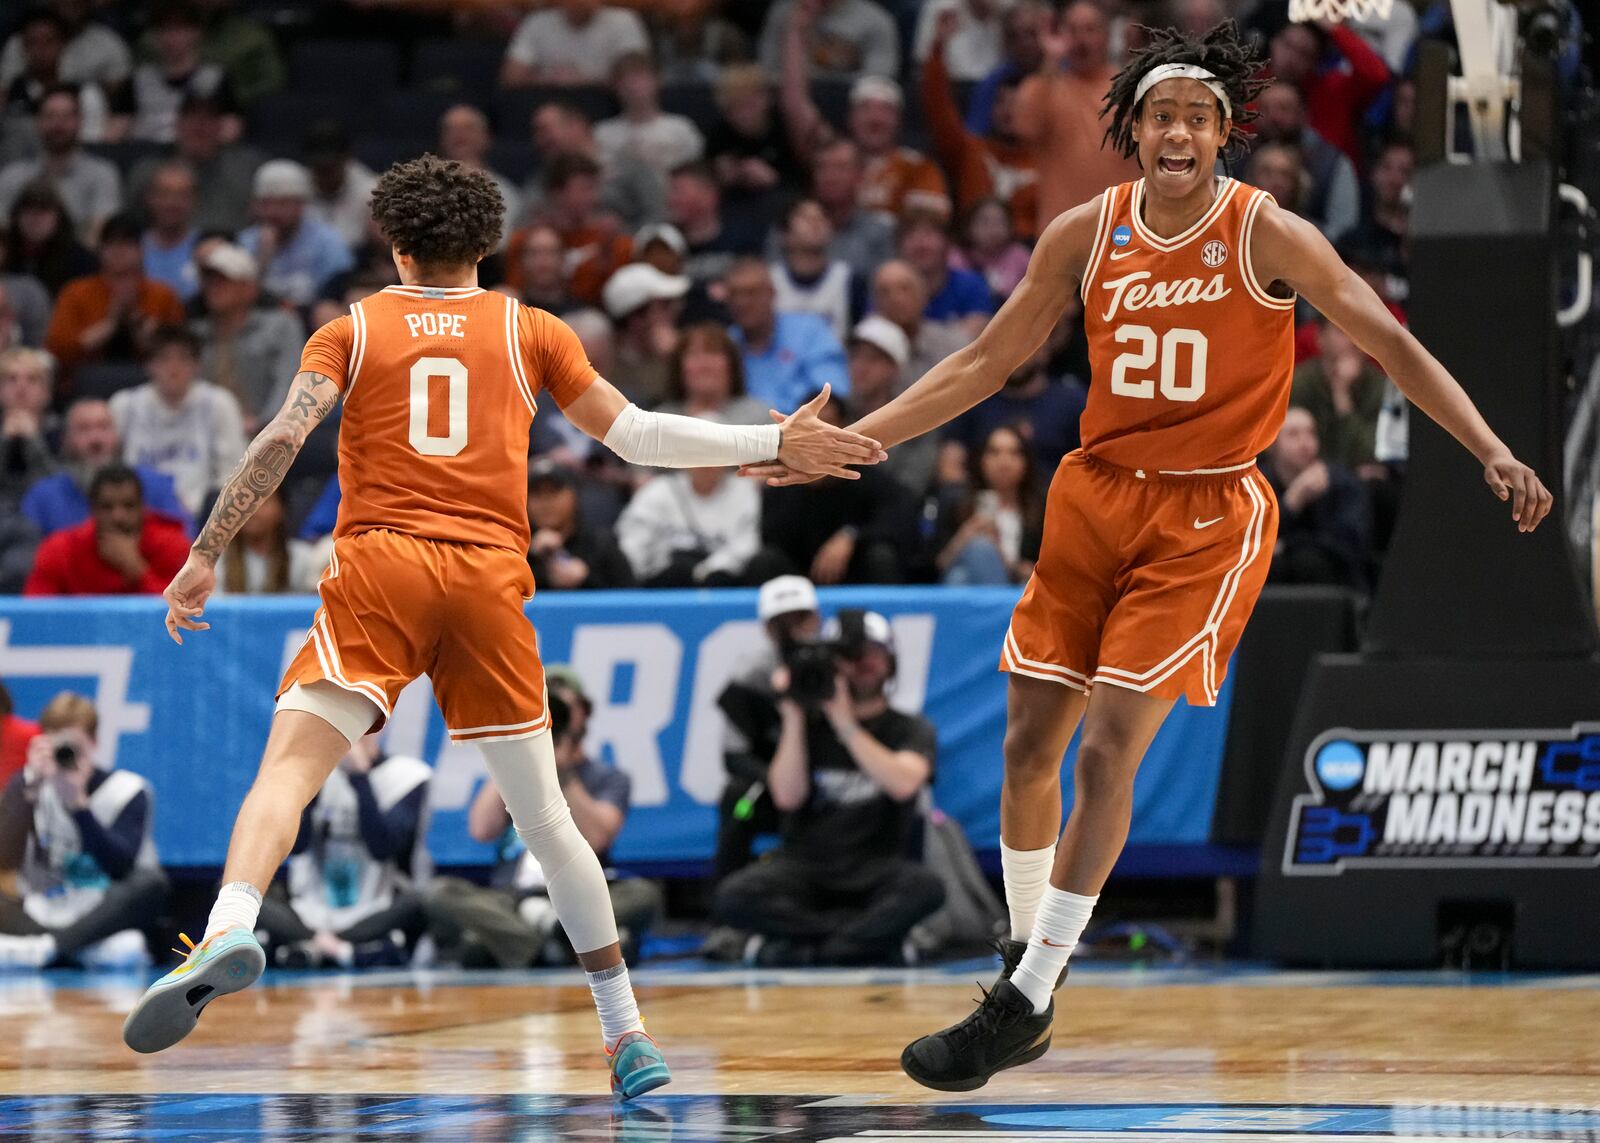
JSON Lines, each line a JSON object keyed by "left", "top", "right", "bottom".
{"left": 602, "top": 403, "right": 781, "bottom": 468}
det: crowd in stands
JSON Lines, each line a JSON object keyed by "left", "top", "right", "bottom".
{"left": 0, "top": 0, "right": 1476, "bottom": 602}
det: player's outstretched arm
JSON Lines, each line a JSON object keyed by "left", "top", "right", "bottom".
{"left": 742, "top": 200, "right": 1099, "bottom": 487}
{"left": 162, "top": 370, "right": 341, "bottom": 644}
{"left": 563, "top": 375, "right": 885, "bottom": 480}
{"left": 1253, "top": 203, "right": 1553, "bottom": 533}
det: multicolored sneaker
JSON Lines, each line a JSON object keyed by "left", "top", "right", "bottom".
{"left": 122, "top": 928, "right": 265, "bottom": 1054}
{"left": 608, "top": 1030, "right": 672, "bottom": 1100}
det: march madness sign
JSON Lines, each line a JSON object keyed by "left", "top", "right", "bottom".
{"left": 1284, "top": 725, "right": 1600, "bottom": 874}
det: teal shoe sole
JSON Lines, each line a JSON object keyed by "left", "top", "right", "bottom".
{"left": 614, "top": 1058, "right": 672, "bottom": 1100}
{"left": 122, "top": 938, "right": 265, "bottom": 1054}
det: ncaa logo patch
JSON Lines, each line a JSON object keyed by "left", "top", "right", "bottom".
{"left": 1112, "top": 226, "right": 1132, "bottom": 246}
{"left": 1201, "top": 240, "right": 1228, "bottom": 268}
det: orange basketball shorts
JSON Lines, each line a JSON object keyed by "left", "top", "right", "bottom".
{"left": 1001, "top": 450, "right": 1279, "bottom": 707}
{"left": 278, "top": 529, "right": 549, "bottom": 742}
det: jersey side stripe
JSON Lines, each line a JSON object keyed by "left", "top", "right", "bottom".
{"left": 501, "top": 295, "right": 538, "bottom": 416}
{"left": 346, "top": 302, "right": 368, "bottom": 397}
{"left": 1078, "top": 186, "right": 1116, "bottom": 301}
{"left": 1240, "top": 191, "right": 1299, "bottom": 311}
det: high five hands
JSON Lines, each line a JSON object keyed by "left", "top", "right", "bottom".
{"left": 759, "top": 385, "right": 887, "bottom": 482}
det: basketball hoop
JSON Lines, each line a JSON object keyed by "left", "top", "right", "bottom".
{"left": 1287, "top": 0, "right": 1394, "bottom": 23}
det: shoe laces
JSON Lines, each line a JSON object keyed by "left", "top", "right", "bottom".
{"left": 945, "top": 981, "right": 1019, "bottom": 1050}
{"left": 169, "top": 932, "right": 196, "bottom": 960}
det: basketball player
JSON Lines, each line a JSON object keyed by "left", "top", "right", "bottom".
{"left": 120, "top": 155, "right": 884, "bottom": 1098}
{"left": 743, "top": 23, "right": 1552, "bottom": 1090}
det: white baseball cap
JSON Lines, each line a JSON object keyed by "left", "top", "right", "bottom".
{"left": 252, "top": 159, "right": 314, "bottom": 200}
{"left": 200, "top": 242, "right": 258, "bottom": 282}
{"left": 757, "top": 575, "right": 819, "bottom": 621}
{"left": 822, "top": 609, "right": 895, "bottom": 652}
{"left": 602, "top": 262, "right": 691, "bottom": 320}
{"left": 849, "top": 315, "right": 910, "bottom": 368}
{"left": 634, "top": 223, "right": 688, "bottom": 258}
{"left": 851, "top": 75, "right": 904, "bottom": 109}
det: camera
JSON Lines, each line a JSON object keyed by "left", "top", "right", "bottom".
{"left": 52, "top": 739, "right": 79, "bottom": 771}
{"left": 780, "top": 608, "right": 878, "bottom": 710}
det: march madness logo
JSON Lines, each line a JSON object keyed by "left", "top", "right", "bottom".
{"left": 1284, "top": 725, "right": 1600, "bottom": 875}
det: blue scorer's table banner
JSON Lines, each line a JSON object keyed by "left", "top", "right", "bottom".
{"left": 0, "top": 590, "right": 1233, "bottom": 867}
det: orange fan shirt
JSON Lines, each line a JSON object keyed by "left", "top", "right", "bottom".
{"left": 299, "top": 284, "right": 597, "bottom": 554}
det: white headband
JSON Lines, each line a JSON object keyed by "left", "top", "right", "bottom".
{"left": 1134, "top": 63, "right": 1231, "bottom": 119}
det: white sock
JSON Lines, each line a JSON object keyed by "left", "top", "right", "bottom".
{"left": 1011, "top": 886, "right": 1098, "bottom": 1013}
{"left": 1000, "top": 842, "right": 1057, "bottom": 942}
{"left": 587, "top": 961, "right": 646, "bottom": 1050}
{"left": 204, "top": 881, "right": 263, "bottom": 940}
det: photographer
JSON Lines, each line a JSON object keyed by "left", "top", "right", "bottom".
{"left": 713, "top": 610, "right": 944, "bottom": 966}
{"left": 0, "top": 692, "right": 169, "bottom": 969}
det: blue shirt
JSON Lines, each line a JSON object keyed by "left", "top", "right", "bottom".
{"left": 142, "top": 231, "right": 200, "bottom": 302}
{"left": 730, "top": 312, "right": 850, "bottom": 415}
{"left": 298, "top": 474, "right": 341, "bottom": 541}
{"left": 239, "top": 218, "right": 354, "bottom": 306}
{"left": 21, "top": 466, "right": 192, "bottom": 537}
{"left": 926, "top": 268, "right": 996, "bottom": 323}
{"left": 946, "top": 376, "right": 1088, "bottom": 473}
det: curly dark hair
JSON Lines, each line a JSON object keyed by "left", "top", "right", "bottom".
{"left": 369, "top": 153, "right": 504, "bottom": 269}
{"left": 1101, "top": 21, "right": 1268, "bottom": 164}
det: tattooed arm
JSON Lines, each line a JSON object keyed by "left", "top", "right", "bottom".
{"left": 162, "top": 371, "right": 341, "bottom": 644}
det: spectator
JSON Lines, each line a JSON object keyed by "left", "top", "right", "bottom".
{"left": 139, "top": 162, "right": 202, "bottom": 302}
{"left": 706, "top": 64, "right": 805, "bottom": 208}
{"left": 847, "top": 315, "right": 936, "bottom": 495}
{"left": 185, "top": 0, "right": 285, "bottom": 107}
{"left": 897, "top": 211, "right": 994, "bottom": 336}
{"left": 652, "top": 0, "right": 750, "bottom": 85}
{"left": 438, "top": 105, "right": 518, "bottom": 246}
{"left": 128, "top": 92, "right": 263, "bottom": 234}
{"left": 513, "top": 223, "right": 578, "bottom": 316}
{"left": 658, "top": 322, "right": 769, "bottom": 424}
{"left": 953, "top": 198, "right": 1031, "bottom": 300}
{"left": 1337, "top": 138, "right": 1412, "bottom": 274}
{"left": 913, "top": 0, "right": 1009, "bottom": 83}
{"left": 602, "top": 261, "right": 688, "bottom": 407}
{"left": 724, "top": 258, "right": 849, "bottom": 413}
{"left": 21, "top": 396, "right": 190, "bottom": 538}
{"left": 523, "top": 153, "right": 631, "bottom": 308}
{"left": 964, "top": 0, "right": 1049, "bottom": 137}
{"left": 1261, "top": 406, "right": 1371, "bottom": 589}
{"left": 1291, "top": 317, "right": 1389, "bottom": 475}
{"left": 667, "top": 161, "right": 761, "bottom": 288}
{"left": 120, "top": 1, "right": 238, "bottom": 145}
{"left": 525, "top": 459, "right": 634, "bottom": 591}
{"left": 0, "top": 86, "right": 121, "bottom": 242}
{"left": 109, "top": 324, "right": 245, "bottom": 516}
{"left": 0, "top": 691, "right": 169, "bottom": 969}
{"left": 0, "top": 0, "right": 132, "bottom": 94}
{"left": 191, "top": 242, "right": 304, "bottom": 432}
{"left": 0, "top": 681, "right": 39, "bottom": 788}
{"left": 759, "top": 0, "right": 900, "bottom": 80}
{"left": 46, "top": 212, "right": 186, "bottom": 375}
{"left": 301, "top": 121, "right": 376, "bottom": 252}
{"left": 770, "top": 198, "right": 865, "bottom": 344}
{"left": 425, "top": 690, "right": 661, "bottom": 968}
{"left": 23, "top": 462, "right": 189, "bottom": 595}
{"left": 922, "top": 10, "right": 1039, "bottom": 240}
{"left": 500, "top": 0, "right": 649, "bottom": 87}
{"left": 933, "top": 424, "right": 1044, "bottom": 584}
{"left": 711, "top": 575, "right": 819, "bottom": 882}
{"left": 256, "top": 733, "right": 431, "bottom": 968}
{"left": 238, "top": 160, "right": 354, "bottom": 308}
{"left": 617, "top": 460, "right": 762, "bottom": 587}
{"left": 0, "top": 282, "right": 20, "bottom": 352}
{"left": 870, "top": 259, "right": 969, "bottom": 389}
{"left": 782, "top": 12, "right": 949, "bottom": 220}
{"left": 713, "top": 609, "right": 942, "bottom": 966}
{"left": 0, "top": 10, "right": 115, "bottom": 150}
{"left": 0, "top": 270, "right": 50, "bottom": 347}
{"left": 1013, "top": 0, "right": 1140, "bottom": 231}
{"left": 1268, "top": 20, "right": 1389, "bottom": 165}
{"left": 0, "top": 347, "right": 58, "bottom": 508}
{"left": 945, "top": 337, "right": 1086, "bottom": 475}
{"left": 1242, "top": 141, "right": 1310, "bottom": 219}
{"left": 215, "top": 489, "right": 320, "bottom": 594}
{"left": 3, "top": 181, "right": 94, "bottom": 298}
{"left": 596, "top": 53, "right": 704, "bottom": 184}
{"left": 524, "top": 100, "right": 664, "bottom": 232}
{"left": 807, "top": 139, "right": 894, "bottom": 280}
{"left": 1254, "top": 82, "right": 1359, "bottom": 240}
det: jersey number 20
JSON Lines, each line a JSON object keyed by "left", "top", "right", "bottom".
{"left": 409, "top": 357, "right": 468, "bottom": 456}
{"left": 1109, "top": 325, "right": 1207, "bottom": 403}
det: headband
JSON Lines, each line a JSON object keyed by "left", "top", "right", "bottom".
{"left": 1133, "top": 63, "right": 1231, "bottom": 119}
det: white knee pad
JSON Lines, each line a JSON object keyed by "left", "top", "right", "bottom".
{"left": 479, "top": 732, "right": 619, "bottom": 955}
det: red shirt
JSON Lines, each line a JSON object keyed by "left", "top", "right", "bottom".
{"left": 22, "top": 514, "right": 191, "bottom": 596}
{"left": 1301, "top": 25, "right": 1390, "bottom": 164}
{"left": 0, "top": 714, "right": 39, "bottom": 787}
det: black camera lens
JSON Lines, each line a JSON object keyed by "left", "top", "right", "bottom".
{"left": 53, "top": 743, "right": 78, "bottom": 769}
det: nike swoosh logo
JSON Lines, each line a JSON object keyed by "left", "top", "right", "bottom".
{"left": 1194, "top": 516, "right": 1225, "bottom": 530}
{"left": 1040, "top": 938, "right": 1072, "bottom": 947}
{"left": 1108, "top": 246, "right": 1138, "bottom": 260}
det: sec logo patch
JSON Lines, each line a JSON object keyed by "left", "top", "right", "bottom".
{"left": 1201, "top": 240, "right": 1228, "bottom": 268}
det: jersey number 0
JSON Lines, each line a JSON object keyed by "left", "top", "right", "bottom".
{"left": 409, "top": 356, "right": 468, "bottom": 457}
{"left": 1109, "top": 325, "right": 1208, "bottom": 403}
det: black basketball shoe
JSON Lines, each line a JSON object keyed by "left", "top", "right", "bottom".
{"left": 997, "top": 937, "right": 1069, "bottom": 990}
{"left": 900, "top": 979, "right": 1053, "bottom": 1091}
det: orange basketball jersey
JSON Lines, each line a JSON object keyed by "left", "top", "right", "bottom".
{"left": 1077, "top": 178, "right": 1297, "bottom": 472}
{"left": 299, "top": 285, "right": 597, "bottom": 554}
